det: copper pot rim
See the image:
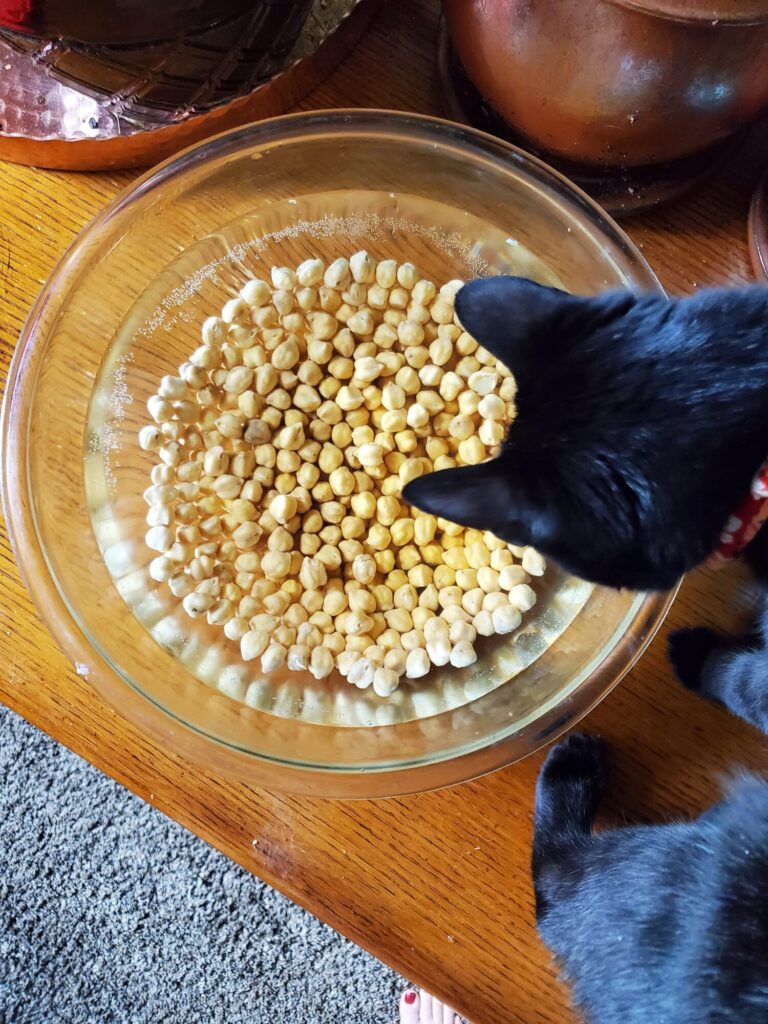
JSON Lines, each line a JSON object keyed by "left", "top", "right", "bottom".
{"left": 604, "top": 0, "right": 768, "bottom": 24}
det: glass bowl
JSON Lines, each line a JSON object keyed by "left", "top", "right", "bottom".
{"left": 1, "top": 110, "right": 675, "bottom": 797}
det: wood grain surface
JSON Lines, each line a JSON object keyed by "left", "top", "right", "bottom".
{"left": 1, "top": 3, "right": 767, "bottom": 1022}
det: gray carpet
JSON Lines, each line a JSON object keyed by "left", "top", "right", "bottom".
{"left": 0, "top": 705, "right": 403, "bottom": 1024}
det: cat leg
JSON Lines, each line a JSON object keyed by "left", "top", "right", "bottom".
{"left": 669, "top": 629, "right": 768, "bottom": 734}
{"left": 532, "top": 733, "right": 607, "bottom": 920}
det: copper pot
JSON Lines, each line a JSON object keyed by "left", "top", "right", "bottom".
{"left": 445, "top": 0, "right": 768, "bottom": 168}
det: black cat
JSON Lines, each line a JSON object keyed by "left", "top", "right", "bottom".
{"left": 404, "top": 278, "right": 768, "bottom": 730}
{"left": 403, "top": 279, "right": 768, "bottom": 1021}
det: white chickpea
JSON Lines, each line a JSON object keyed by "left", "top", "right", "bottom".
{"left": 367, "top": 285, "right": 389, "bottom": 310}
{"left": 435, "top": 372, "right": 460, "bottom": 403}
{"left": 181, "top": 590, "right": 218, "bottom": 620}
{"left": 373, "top": 666, "right": 399, "bottom": 697}
{"left": 392, "top": 262, "right": 415, "bottom": 289}
{"left": 390, "top": 519, "right": 415, "bottom": 548}
{"left": 345, "top": 308, "right": 374, "bottom": 336}
{"left": 324, "top": 257, "right": 350, "bottom": 289}
{"left": 269, "top": 266, "right": 295, "bottom": 291}
{"left": 492, "top": 606, "right": 523, "bottom": 635}
{"left": 299, "top": 556, "right": 328, "bottom": 591}
{"left": 307, "top": 312, "right": 338, "bottom": 341}
{"left": 147, "top": 395, "right": 173, "bottom": 424}
{"left": 411, "top": 280, "right": 436, "bottom": 306}
{"left": 426, "top": 334, "right": 450, "bottom": 365}
{"left": 222, "top": 616, "right": 247, "bottom": 642}
{"left": 456, "top": 390, "right": 479, "bottom": 417}
{"left": 467, "top": 369, "right": 498, "bottom": 396}
{"left": 381, "top": 382, "right": 406, "bottom": 411}
{"left": 508, "top": 583, "right": 538, "bottom": 613}
{"left": 477, "top": 393, "right": 505, "bottom": 420}
{"left": 212, "top": 413, "right": 242, "bottom": 440}
{"left": 329, "top": 467, "right": 355, "bottom": 497}
{"left": 268, "top": 494, "right": 296, "bottom": 525}
{"left": 145, "top": 526, "right": 175, "bottom": 553}
{"left": 336, "top": 385, "right": 364, "bottom": 411}
{"left": 457, "top": 437, "right": 486, "bottom": 465}
{"left": 259, "top": 551, "right": 290, "bottom": 580}
{"left": 388, "top": 286, "right": 409, "bottom": 310}
{"left": 354, "top": 356, "right": 383, "bottom": 384}
{"left": 399, "top": 458, "right": 424, "bottom": 486}
{"left": 479, "top": 419, "right": 505, "bottom": 448}
{"left": 148, "top": 556, "right": 175, "bottom": 583}
{"left": 147, "top": 505, "right": 173, "bottom": 528}
{"left": 221, "top": 366, "right": 251, "bottom": 396}
{"left": 403, "top": 404, "right": 427, "bottom": 431}
{"left": 139, "top": 425, "right": 164, "bottom": 451}
{"left": 473, "top": 610, "right": 495, "bottom": 637}
{"left": 349, "top": 554, "right": 375, "bottom": 585}
{"left": 402, "top": 647, "right": 428, "bottom": 679}
{"left": 366, "top": 524, "right": 391, "bottom": 551}
{"left": 260, "top": 642, "right": 287, "bottom": 673}
{"left": 417, "top": 390, "right": 443, "bottom": 416}
{"left": 308, "top": 645, "right": 333, "bottom": 679}
{"left": 283, "top": 644, "right": 308, "bottom": 671}
{"left": 295, "top": 258, "right": 323, "bottom": 287}
{"left": 448, "top": 414, "right": 474, "bottom": 441}
{"left": 349, "top": 492, "right": 375, "bottom": 519}
{"left": 379, "top": 649, "right": 403, "bottom": 675}
{"left": 490, "top": 549, "right": 514, "bottom": 572}
{"left": 426, "top": 635, "right": 450, "bottom": 667}
{"left": 347, "top": 250, "right": 374, "bottom": 284}
{"left": 232, "top": 522, "right": 262, "bottom": 551}
{"left": 397, "top": 320, "right": 424, "bottom": 347}
{"left": 498, "top": 565, "right": 527, "bottom": 590}
{"left": 522, "top": 548, "right": 546, "bottom": 576}
{"left": 202, "top": 315, "right": 228, "bottom": 344}
{"left": 448, "top": 619, "right": 476, "bottom": 645}
{"left": 373, "top": 323, "right": 398, "bottom": 351}
{"left": 371, "top": 259, "right": 394, "bottom": 288}
{"left": 271, "top": 338, "right": 299, "bottom": 371}
{"left": 375, "top": 496, "right": 399, "bottom": 526}
{"left": 211, "top": 474, "right": 241, "bottom": 500}
{"left": 221, "top": 297, "right": 249, "bottom": 324}
{"left": 346, "top": 657, "right": 373, "bottom": 689}
{"left": 477, "top": 566, "right": 500, "bottom": 593}
{"left": 449, "top": 641, "right": 477, "bottom": 668}
{"left": 428, "top": 296, "right": 453, "bottom": 325}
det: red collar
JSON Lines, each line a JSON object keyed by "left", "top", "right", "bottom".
{"left": 707, "top": 459, "right": 768, "bottom": 568}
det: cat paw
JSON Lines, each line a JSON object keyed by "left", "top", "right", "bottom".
{"left": 540, "top": 732, "right": 607, "bottom": 791}
{"left": 668, "top": 627, "right": 721, "bottom": 692}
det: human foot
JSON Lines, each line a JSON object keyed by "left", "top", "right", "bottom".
{"left": 399, "top": 988, "right": 466, "bottom": 1023}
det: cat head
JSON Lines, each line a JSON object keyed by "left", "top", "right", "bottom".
{"left": 403, "top": 278, "right": 768, "bottom": 590}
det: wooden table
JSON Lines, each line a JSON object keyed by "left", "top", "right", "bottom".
{"left": 1, "top": 3, "right": 767, "bottom": 1022}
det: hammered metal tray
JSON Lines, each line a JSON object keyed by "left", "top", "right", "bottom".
{"left": 0, "top": 0, "right": 380, "bottom": 169}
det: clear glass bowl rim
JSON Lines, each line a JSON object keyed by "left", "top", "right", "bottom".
{"left": 1, "top": 108, "right": 676, "bottom": 797}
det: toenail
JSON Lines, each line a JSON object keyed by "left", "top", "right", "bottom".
{"left": 404, "top": 991, "right": 417, "bottom": 1004}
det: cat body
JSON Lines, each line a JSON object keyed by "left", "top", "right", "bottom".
{"left": 402, "top": 280, "right": 768, "bottom": 1022}
{"left": 534, "top": 735, "right": 768, "bottom": 1024}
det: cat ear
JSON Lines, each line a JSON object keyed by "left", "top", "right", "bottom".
{"left": 454, "top": 277, "right": 573, "bottom": 368}
{"left": 403, "top": 460, "right": 533, "bottom": 545}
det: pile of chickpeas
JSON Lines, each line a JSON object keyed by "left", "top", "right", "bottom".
{"left": 139, "top": 253, "right": 545, "bottom": 697}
